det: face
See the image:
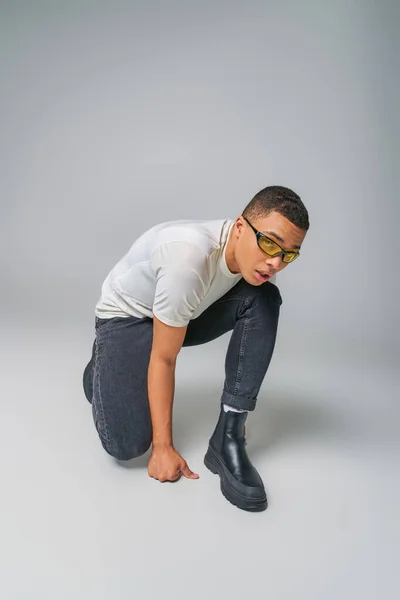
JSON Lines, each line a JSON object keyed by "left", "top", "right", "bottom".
{"left": 226, "top": 211, "right": 307, "bottom": 285}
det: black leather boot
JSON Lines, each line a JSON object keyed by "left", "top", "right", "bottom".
{"left": 204, "top": 404, "right": 267, "bottom": 512}
{"left": 82, "top": 341, "right": 96, "bottom": 404}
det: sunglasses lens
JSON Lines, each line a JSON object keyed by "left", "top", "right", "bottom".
{"left": 283, "top": 252, "right": 299, "bottom": 263}
{"left": 258, "top": 237, "right": 281, "bottom": 256}
{"left": 257, "top": 234, "right": 300, "bottom": 263}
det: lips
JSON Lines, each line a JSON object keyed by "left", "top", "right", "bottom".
{"left": 257, "top": 270, "right": 273, "bottom": 277}
{"left": 255, "top": 270, "right": 273, "bottom": 282}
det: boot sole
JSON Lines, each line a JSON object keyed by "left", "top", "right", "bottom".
{"left": 204, "top": 445, "right": 267, "bottom": 512}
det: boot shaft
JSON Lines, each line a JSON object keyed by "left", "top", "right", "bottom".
{"left": 209, "top": 405, "right": 248, "bottom": 452}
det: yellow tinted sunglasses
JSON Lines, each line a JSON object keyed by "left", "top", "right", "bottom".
{"left": 243, "top": 216, "right": 300, "bottom": 264}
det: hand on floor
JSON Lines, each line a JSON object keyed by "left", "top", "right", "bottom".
{"left": 148, "top": 445, "right": 199, "bottom": 483}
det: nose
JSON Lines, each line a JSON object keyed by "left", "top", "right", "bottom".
{"left": 265, "top": 255, "right": 283, "bottom": 270}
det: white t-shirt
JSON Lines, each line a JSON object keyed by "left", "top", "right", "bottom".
{"left": 95, "top": 218, "right": 276, "bottom": 327}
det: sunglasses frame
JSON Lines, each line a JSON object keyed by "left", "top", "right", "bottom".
{"left": 242, "top": 216, "right": 300, "bottom": 263}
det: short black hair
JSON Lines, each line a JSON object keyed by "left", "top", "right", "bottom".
{"left": 242, "top": 185, "right": 310, "bottom": 231}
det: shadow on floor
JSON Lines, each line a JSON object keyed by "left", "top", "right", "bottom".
{"left": 114, "top": 384, "right": 348, "bottom": 469}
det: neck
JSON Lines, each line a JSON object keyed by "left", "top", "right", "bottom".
{"left": 225, "top": 225, "right": 241, "bottom": 274}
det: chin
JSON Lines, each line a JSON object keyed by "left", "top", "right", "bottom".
{"left": 243, "top": 272, "right": 262, "bottom": 286}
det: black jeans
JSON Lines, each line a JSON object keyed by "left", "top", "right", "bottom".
{"left": 87, "top": 278, "right": 282, "bottom": 461}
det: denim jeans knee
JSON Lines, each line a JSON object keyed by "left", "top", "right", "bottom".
{"left": 97, "top": 426, "right": 151, "bottom": 461}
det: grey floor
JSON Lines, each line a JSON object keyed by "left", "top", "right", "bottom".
{"left": 1, "top": 320, "right": 398, "bottom": 600}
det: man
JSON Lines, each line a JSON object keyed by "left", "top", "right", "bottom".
{"left": 83, "top": 185, "right": 309, "bottom": 512}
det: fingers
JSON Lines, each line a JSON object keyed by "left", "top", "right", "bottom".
{"left": 181, "top": 462, "right": 199, "bottom": 479}
{"left": 148, "top": 468, "right": 181, "bottom": 483}
{"left": 156, "top": 473, "right": 180, "bottom": 483}
{"left": 147, "top": 455, "right": 199, "bottom": 482}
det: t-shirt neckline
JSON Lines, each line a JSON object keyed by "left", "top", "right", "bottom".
{"left": 220, "top": 221, "right": 242, "bottom": 278}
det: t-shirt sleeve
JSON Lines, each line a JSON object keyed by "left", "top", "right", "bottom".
{"left": 150, "top": 241, "right": 208, "bottom": 327}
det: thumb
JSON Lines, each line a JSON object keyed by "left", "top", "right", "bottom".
{"left": 181, "top": 462, "right": 199, "bottom": 479}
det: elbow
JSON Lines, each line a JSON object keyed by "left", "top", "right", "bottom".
{"left": 149, "top": 352, "right": 178, "bottom": 369}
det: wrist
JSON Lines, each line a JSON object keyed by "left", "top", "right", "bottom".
{"left": 152, "top": 440, "right": 174, "bottom": 450}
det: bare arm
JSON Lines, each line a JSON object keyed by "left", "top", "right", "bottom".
{"left": 147, "top": 315, "right": 187, "bottom": 448}
{"left": 147, "top": 315, "right": 199, "bottom": 481}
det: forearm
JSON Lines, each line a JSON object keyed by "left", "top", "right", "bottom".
{"left": 147, "top": 355, "right": 176, "bottom": 448}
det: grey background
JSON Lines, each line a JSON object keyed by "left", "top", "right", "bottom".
{"left": 1, "top": 1, "right": 398, "bottom": 599}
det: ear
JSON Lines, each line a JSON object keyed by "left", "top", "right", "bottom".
{"left": 235, "top": 216, "right": 245, "bottom": 237}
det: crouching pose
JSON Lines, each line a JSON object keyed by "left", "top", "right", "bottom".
{"left": 83, "top": 185, "right": 309, "bottom": 511}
